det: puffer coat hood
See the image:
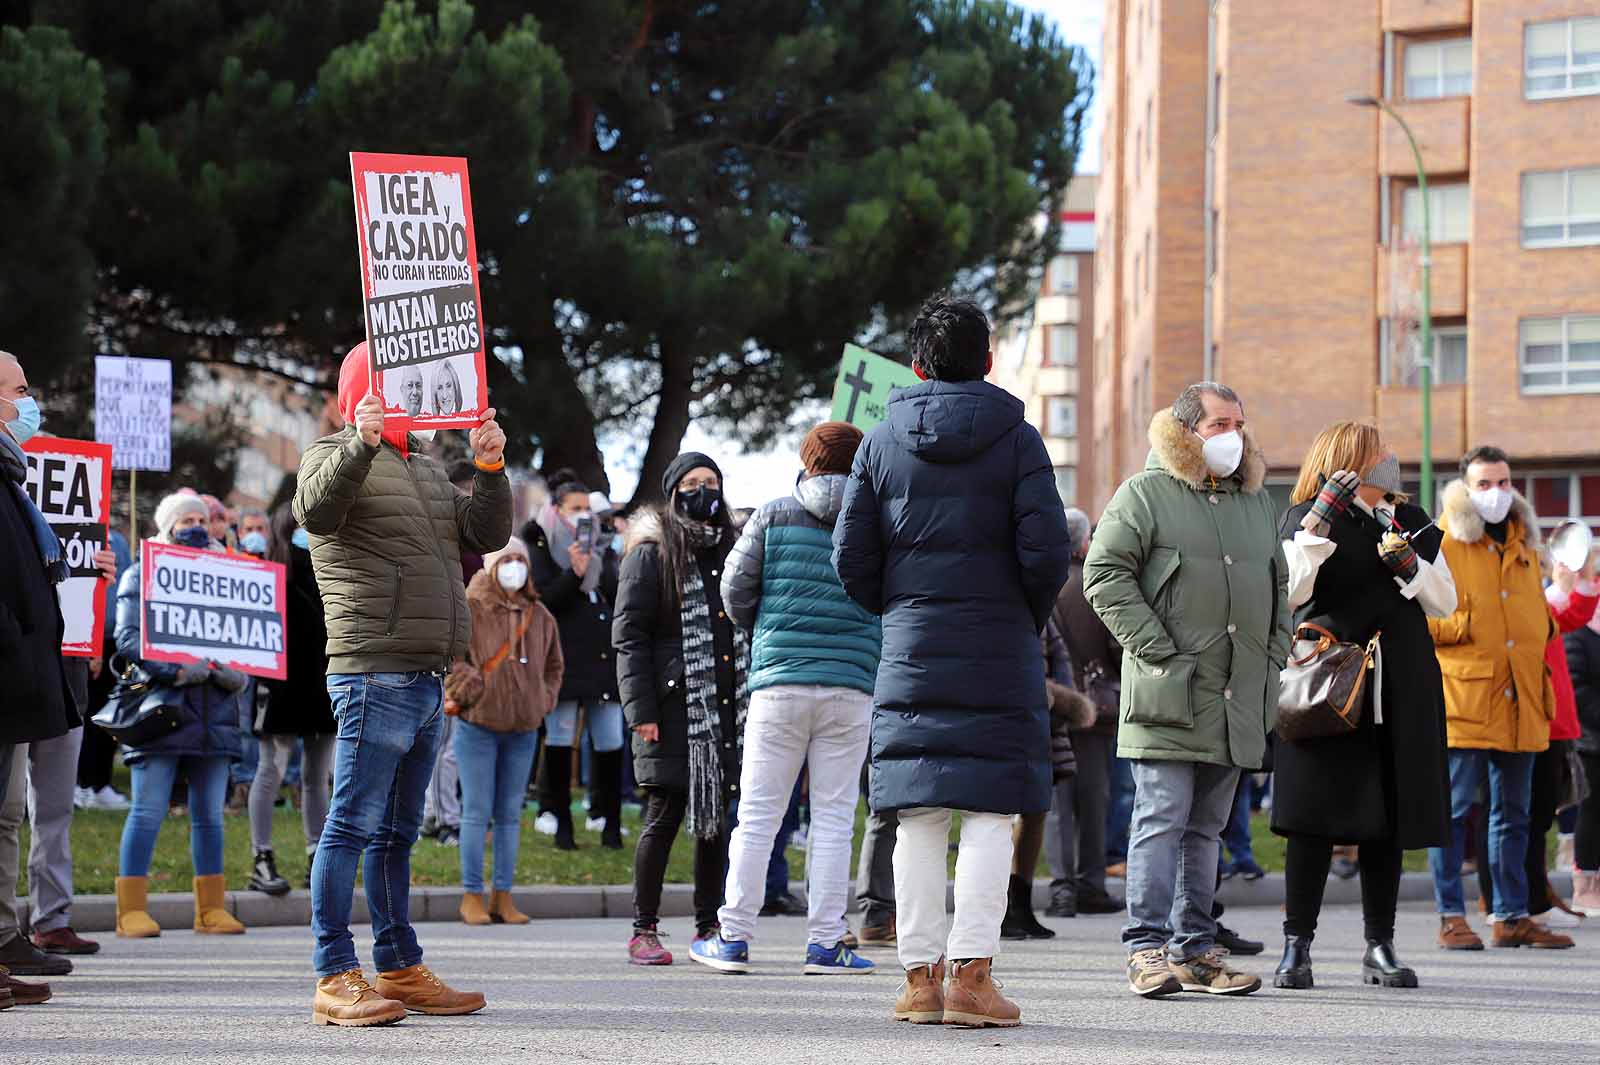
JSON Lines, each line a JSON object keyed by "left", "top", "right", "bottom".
{"left": 885, "top": 379, "right": 1025, "bottom": 464}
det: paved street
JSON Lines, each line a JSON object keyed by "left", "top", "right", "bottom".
{"left": 9, "top": 903, "right": 1600, "bottom": 1064}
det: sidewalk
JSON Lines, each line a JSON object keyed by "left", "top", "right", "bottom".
{"left": 24, "top": 870, "right": 1571, "bottom": 933}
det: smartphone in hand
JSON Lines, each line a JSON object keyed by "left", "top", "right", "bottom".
{"left": 576, "top": 514, "right": 595, "bottom": 554}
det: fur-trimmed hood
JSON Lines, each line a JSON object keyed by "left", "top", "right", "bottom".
{"left": 1145, "top": 409, "right": 1268, "bottom": 494}
{"left": 623, "top": 506, "right": 664, "bottom": 556}
{"left": 1439, "top": 478, "right": 1544, "bottom": 551}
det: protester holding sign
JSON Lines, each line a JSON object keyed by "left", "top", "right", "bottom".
{"left": 294, "top": 344, "right": 509, "bottom": 1028}
{"left": 112, "top": 493, "right": 249, "bottom": 941}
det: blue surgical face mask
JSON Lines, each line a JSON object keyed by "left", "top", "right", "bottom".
{"left": 291, "top": 528, "right": 310, "bottom": 550}
{"left": 173, "top": 525, "right": 210, "bottom": 549}
{"left": 4, "top": 395, "right": 41, "bottom": 444}
{"left": 240, "top": 531, "right": 268, "bottom": 555}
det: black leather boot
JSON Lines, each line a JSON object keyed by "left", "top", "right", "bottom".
{"left": 249, "top": 849, "right": 291, "bottom": 897}
{"left": 1362, "top": 939, "right": 1418, "bottom": 988}
{"left": 1007, "top": 874, "right": 1056, "bottom": 939}
{"left": 1000, "top": 876, "right": 1031, "bottom": 940}
{"left": 1273, "top": 935, "right": 1314, "bottom": 989}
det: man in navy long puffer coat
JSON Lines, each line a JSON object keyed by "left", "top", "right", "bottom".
{"left": 832, "top": 294, "right": 1071, "bottom": 1028}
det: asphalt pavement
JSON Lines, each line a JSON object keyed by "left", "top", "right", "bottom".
{"left": 8, "top": 903, "right": 1600, "bottom": 1065}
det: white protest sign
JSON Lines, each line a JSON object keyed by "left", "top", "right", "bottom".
{"left": 95, "top": 356, "right": 172, "bottom": 472}
{"left": 21, "top": 437, "right": 112, "bottom": 658}
{"left": 140, "top": 541, "right": 287, "bottom": 680}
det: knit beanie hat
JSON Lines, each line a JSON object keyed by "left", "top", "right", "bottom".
{"left": 483, "top": 535, "right": 530, "bottom": 575}
{"left": 800, "top": 421, "right": 864, "bottom": 476}
{"left": 155, "top": 493, "right": 208, "bottom": 542}
{"left": 661, "top": 452, "right": 723, "bottom": 498}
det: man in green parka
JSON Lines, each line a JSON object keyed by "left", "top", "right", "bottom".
{"left": 1083, "top": 382, "right": 1290, "bottom": 1000}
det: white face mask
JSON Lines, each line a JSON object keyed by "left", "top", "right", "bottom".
{"left": 412, "top": 427, "right": 437, "bottom": 444}
{"left": 496, "top": 560, "right": 528, "bottom": 591}
{"left": 1199, "top": 430, "right": 1244, "bottom": 478}
{"left": 1470, "top": 486, "right": 1514, "bottom": 525}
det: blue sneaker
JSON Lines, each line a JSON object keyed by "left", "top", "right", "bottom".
{"left": 803, "top": 941, "right": 876, "bottom": 975}
{"left": 689, "top": 932, "right": 751, "bottom": 974}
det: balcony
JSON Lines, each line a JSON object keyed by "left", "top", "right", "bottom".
{"left": 1382, "top": 0, "right": 1470, "bottom": 34}
{"left": 1376, "top": 384, "right": 1466, "bottom": 465}
{"left": 1376, "top": 242, "right": 1468, "bottom": 319}
{"left": 1378, "top": 98, "right": 1470, "bottom": 178}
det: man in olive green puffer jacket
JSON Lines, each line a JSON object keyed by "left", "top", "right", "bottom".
{"left": 293, "top": 345, "right": 510, "bottom": 1027}
{"left": 1084, "top": 382, "right": 1290, "bottom": 1001}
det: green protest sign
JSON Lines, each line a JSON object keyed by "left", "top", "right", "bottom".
{"left": 828, "top": 343, "right": 921, "bottom": 431}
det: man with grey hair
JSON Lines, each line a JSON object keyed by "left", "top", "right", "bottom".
{"left": 1084, "top": 382, "right": 1290, "bottom": 999}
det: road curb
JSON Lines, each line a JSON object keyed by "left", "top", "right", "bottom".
{"left": 22, "top": 870, "right": 1572, "bottom": 934}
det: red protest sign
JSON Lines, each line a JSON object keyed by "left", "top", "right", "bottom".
{"left": 140, "top": 541, "right": 288, "bottom": 681}
{"left": 350, "top": 152, "right": 488, "bottom": 431}
{"left": 22, "top": 437, "right": 113, "bottom": 658}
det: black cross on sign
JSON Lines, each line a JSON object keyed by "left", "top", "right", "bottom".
{"left": 841, "top": 359, "right": 873, "bottom": 423}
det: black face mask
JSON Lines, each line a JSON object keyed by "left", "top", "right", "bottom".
{"left": 676, "top": 486, "right": 722, "bottom": 522}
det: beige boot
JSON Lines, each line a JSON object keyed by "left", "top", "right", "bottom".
{"left": 1573, "top": 870, "right": 1600, "bottom": 917}
{"left": 892, "top": 959, "right": 945, "bottom": 1024}
{"left": 192, "top": 874, "right": 246, "bottom": 934}
{"left": 943, "top": 958, "right": 1021, "bottom": 1028}
{"left": 115, "top": 876, "right": 161, "bottom": 938}
{"left": 459, "top": 892, "right": 492, "bottom": 926}
{"left": 489, "top": 890, "right": 530, "bottom": 925}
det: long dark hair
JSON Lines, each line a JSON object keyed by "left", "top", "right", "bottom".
{"left": 654, "top": 489, "right": 732, "bottom": 607}
{"left": 267, "top": 502, "right": 298, "bottom": 568}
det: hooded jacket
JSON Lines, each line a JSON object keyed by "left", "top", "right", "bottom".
{"left": 832, "top": 379, "right": 1071, "bottom": 815}
{"left": 292, "top": 350, "right": 512, "bottom": 675}
{"left": 1428, "top": 480, "right": 1557, "bottom": 753}
{"left": 1083, "top": 410, "right": 1291, "bottom": 770}
{"left": 721, "top": 472, "right": 882, "bottom": 695}
{"left": 460, "top": 561, "right": 563, "bottom": 733}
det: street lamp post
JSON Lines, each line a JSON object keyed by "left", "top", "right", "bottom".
{"left": 1349, "top": 93, "right": 1434, "bottom": 515}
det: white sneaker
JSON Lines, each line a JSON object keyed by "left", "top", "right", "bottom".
{"left": 586, "top": 817, "right": 605, "bottom": 832}
{"left": 535, "top": 812, "right": 558, "bottom": 836}
{"left": 1543, "top": 908, "right": 1584, "bottom": 929}
{"left": 93, "top": 786, "right": 131, "bottom": 810}
{"left": 73, "top": 787, "right": 94, "bottom": 809}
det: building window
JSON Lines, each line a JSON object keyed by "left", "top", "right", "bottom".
{"left": 1526, "top": 17, "right": 1600, "bottom": 99}
{"left": 1048, "top": 255, "right": 1078, "bottom": 295}
{"left": 1520, "top": 315, "right": 1600, "bottom": 394}
{"left": 1402, "top": 182, "right": 1470, "bottom": 244}
{"left": 1520, "top": 471, "right": 1600, "bottom": 533}
{"left": 1044, "top": 396, "right": 1077, "bottom": 438}
{"left": 1405, "top": 38, "right": 1472, "bottom": 99}
{"left": 1055, "top": 466, "right": 1077, "bottom": 505}
{"left": 1391, "top": 326, "right": 1469, "bottom": 387}
{"left": 1045, "top": 324, "right": 1077, "bottom": 367}
{"left": 1521, "top": 168, "right": 1600, "bottom": 247}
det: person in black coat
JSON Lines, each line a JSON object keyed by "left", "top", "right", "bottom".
{"left": 246, "top": 503, "right": 338, "bottom": 896}
{"left": 1273, "top": 424, "right": 1455, "bottom": 991}
{"left": 832, "top": 295, "right": 1071, "bottom": 1027}
{"left": 525, "top": 480, "right": 625, "bottom": 850}
{"left": 613, "top": 453, "right": 745, "bottom": 965}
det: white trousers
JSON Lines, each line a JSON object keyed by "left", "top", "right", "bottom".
{"left": 895, "top": 807, "right": 1015, "bottom": 969}
{"left": 718, "top": 684, "right": 871, "bottom": 947}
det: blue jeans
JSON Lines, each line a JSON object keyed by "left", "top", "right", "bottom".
{"left": 231, "top": 693, "right": 258, "bottom": 787}
{"left": 312, "top": 672, "right": 444, "bottom": 977}
{"left": 545, "top": 700, "right": 625, "bottom": 751}
{"left": 1219, "top": 775, "right": 1256, "bottom": 871}
{"left": 454, "top": 719, "right": 539, "bottom": 893}
{"left": 1106, "top": 754, "right": 1136, "bottom": 864}
{"left": 1429, "top": 748, "right": 1536, "bottom": 921}
{"left": 1122, "top": 759, "right": 1240, "bottom": 960}
{"left": 119, "top": 755, "right": 230, "bottom": 877}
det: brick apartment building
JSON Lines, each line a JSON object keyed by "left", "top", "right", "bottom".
{"left": 1093, "top": 0, "right": 1600, "bottom": 529}
{"left": 993, "top": 176, "right": 1098, "bottom": 510}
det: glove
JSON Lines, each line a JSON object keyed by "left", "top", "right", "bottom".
{"left": 1300, "top": 470, "right": 1361, "bottom": 538}
{"left": 1379, "top": 531, "right": 1419, "bottom": 583}
{"left": 174, "top": 662, "right": 211, "bottom": 687}
{"left": 209, "top": 663, "right": 249, "bottom": 694}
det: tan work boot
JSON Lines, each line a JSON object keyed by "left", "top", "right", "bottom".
{"left": 459, "top": 892, "right": 492, "bottom": 926}
{"left": 115, "top": 876, "right": 162, "bottom": 938}
{"left": 489, "top": 890, "right": 530, "bottom": 925}
{"left": 892, "top": 959, "right": 945, "bottom": 1024}
{"left": 1168, "top": 949, "right": 1261, "bottom": 995}
{"left": 1572, "top": 870, "right": 1600, "bottom": 917}
{"left": 943, "top": 958, "right": 1022, "bottom": 1028}
{"left": 376, "top": 964, "right": 486, "bottom": 1015}
{"left": 192, "top": 874, "right": 246, "bottom": 934}
{"left": 1491, "top": 918, "right": 1574, "bottom": 949}
{"left": 1437, "top": 916, "right": 1483, "bottom": 951}
{"left": 313, "top": 969, "right": 407, "bottom": 1027}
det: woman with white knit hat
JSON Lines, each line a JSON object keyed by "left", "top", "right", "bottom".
{"left": 111, "top": 492, "right": 249, "bottom": 939}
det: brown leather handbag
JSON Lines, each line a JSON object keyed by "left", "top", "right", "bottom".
{"left": 1275, "top": 623, "right": 1380, "bottom": 742}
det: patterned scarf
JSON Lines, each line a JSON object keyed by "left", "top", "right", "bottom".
{"left": 677, "top": 524, "right": 751, "bottom": 840}
{"left": 1, "top": 430, "right": 66, "bottom": 584}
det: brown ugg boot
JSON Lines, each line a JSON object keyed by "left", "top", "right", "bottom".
{"left": 893, "top": 959, "right": 945, "bottom": 1024}
{"left": 489, "top": 890, "right": 530, "bottom": 925}
{"left": 312, "top": 969, "right": 407, "bottom": 1027}
{"left": 376, "top": 964, "right": 486, "bottom": 1015}
{"left": 115, "top": 876, "right": 161, "bottom": 938}
{"left": 943, "top": 958, "right": 1021, "bottom": 1028}
{"left": 192, "top": 874, "right": 246, "bottom": 934}
{"left": 459, "top": 892, "right": 492, "bottom": 926}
